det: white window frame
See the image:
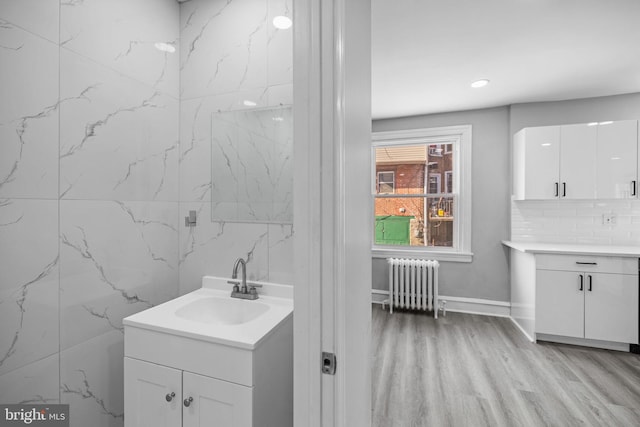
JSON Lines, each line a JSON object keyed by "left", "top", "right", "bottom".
{"left": 377, "top": 171, "right": 395, "bottom": 194}
{"left": 371, "top": 125, "right": 473, "bottom": 263}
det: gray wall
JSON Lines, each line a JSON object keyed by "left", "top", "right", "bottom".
{"left": 372, "top": 106, "right": 511, "bottom": 301}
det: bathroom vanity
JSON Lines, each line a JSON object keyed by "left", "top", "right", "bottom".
{"left": 123, "top": 277, "right": 293, "bottom": 427}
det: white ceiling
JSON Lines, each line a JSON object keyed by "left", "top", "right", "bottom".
{"left": 372, "top": 0, "right": 640, "bottom": 120}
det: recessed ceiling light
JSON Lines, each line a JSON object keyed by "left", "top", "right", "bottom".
{"left": 243, "top": 100, "right": 257, "bottom": 107}
{"left": 273, "top": 15, "right": 292, "bottom": 30}
{"left": 541, "top": 143, "right": 551, "bottom": 147}
{"left": 154, "top": 42, "right": 176, "bottom": 53}
{"left": 470, "top": 79, "right": 489, "bottom": 88}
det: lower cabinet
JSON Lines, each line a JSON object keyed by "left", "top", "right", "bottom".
{"left": 124, "top": 357, "right": 252, "bottom": 427}
{"left": 535, "top": 256, "right": 639, "bottom": 345}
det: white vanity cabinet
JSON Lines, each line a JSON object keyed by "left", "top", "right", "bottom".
{"left": 513, "top": 119, "right": 639, "bottom": 200}
{"left": 535, "top": 254, "right": 639, "bottom": 345}
{"left": 123, "top": 278, "right": 294, "bottom": 427}
{"left": 124, "top": 357, "right": 252, "bottom": 427}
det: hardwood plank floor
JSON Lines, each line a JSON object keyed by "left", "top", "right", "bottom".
{"left": 371, "top": 305, "right": 640, "bottom": 427}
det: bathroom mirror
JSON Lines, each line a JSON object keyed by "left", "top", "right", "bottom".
{"left": 210, "top": 106, "right": 293, "bottom": 223}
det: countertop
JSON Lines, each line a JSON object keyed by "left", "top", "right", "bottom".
{"left": 502, "top": 241, "right": 640, "bottom": 257}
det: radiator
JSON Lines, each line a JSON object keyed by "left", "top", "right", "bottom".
{"left": 386, "top": 258, "right": 440, "bottom": 318}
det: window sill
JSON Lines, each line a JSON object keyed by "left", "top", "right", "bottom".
{"left": 371, "top": 248, "right": 473, "bottom": 263}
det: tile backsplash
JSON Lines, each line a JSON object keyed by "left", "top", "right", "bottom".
{"left": 511, "top": 199, "right": 640, "bottom": 245}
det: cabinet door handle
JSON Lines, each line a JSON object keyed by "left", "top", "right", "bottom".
{"left": 555, "top": 182, "right": 559, "bottom": 197}
{"left": 579, "top": 274, "right": 584, "bottom": 291}
{"left": 588, "top": 275, "right": 593, "bottom": 292}
{"left": 576, "top": 262, "right": 597, "bottom": 265}
{"left": 184, "top": 396, "right": 193, "bottom": 407}
{"left": 632, "top": 180, "right": 637, "bottom": 196}
{"left": 562, "top": 182, "right": 566, "bottom": 197}
{"left": 165, "top": 392, "right": 175, "bottom": 402}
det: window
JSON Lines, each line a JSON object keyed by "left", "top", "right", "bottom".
{"left": 428, "top": 173, "right": 441, "bottom": 194}
{"left": 377, "top": 171, "right": 395, "bottom": 194}
{"left": 372, "top": 125, "right": 472, "bottom": 262}
{"left": 445, "top": 171, "right": 453, "bottom": 193}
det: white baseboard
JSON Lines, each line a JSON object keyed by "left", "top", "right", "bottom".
{"left": 535, "top": 333, "right": 630, "bottom": 352}
{"left": 372, "top": 290, "right": 511, "bottom": 317}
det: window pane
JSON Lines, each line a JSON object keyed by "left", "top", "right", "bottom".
{"left": 375, "top": 145, "right": 426, "bottom": 195}
{"left": 374, "top": 196, "right": 454, "bottom": 248}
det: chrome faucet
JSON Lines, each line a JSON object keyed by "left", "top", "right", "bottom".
{"left": 228, "top": 257, "right": 261, "bottom": 300}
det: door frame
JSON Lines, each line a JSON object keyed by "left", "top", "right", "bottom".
{"left": 293, "top": 0, "right": 372, "bottom": 425}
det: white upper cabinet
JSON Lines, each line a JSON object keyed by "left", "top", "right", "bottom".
{"left": 513, "top": 120, "right": 639, "bottom": 200}
{"left": 595, "top": 120, "right": 638, "bottom": 199}
{"left": 514, "top": 125, "right": 560, "bottom": 200}
{"left": 560, "top": 124, "right": 597, "bottom": 199}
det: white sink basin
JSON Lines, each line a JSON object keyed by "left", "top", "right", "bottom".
{"left": 175, "top": 296, "right": 270, "bottom": 325}
{"left": 123, "top": 276, "right": 293, "bottom": 350}
{"left": 123, "top": 276, "right": 293, "bottom": 390}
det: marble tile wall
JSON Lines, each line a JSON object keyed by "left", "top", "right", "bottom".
{"left": 0, "top": 1, "right": 293, "bottom": 426}
{"left": 511, "top": 199, "right": 640, "bottom": 245}
{"left": 178, "top": 0, "right": 294, "bottom": 295}
{"left": 0, "top": 1, "right": 180, "bottom": 426}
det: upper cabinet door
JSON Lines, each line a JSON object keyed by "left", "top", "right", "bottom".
{"left": 560, "top": 124, "right": 597, "bottom": 199}
{"left": 596, "top": 120, "right": 638, "bottom": 199}
{"left": 521, "top": 126, "right": 561, "bottom": 200}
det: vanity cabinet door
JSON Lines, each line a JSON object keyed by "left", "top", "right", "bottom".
{"left": 124, "top": 357, "right": 182, "bottom": 427}
{"left": 535, "top": 269, "right": 584, "bottom": 338}
{"left": 183, "top": 371, "right": 253, "bottom": 427}
{"left": 584, "top": 273, "right": 639, "bottom": 344}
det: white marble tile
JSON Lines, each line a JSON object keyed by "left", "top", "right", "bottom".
{"left": 265, "top": 83, "right": 293, "bottom": 106}
{"left": 59, "top": 49, "right": 179, "bottom": 201}
{"left": 179, "top": 202, "right": 269, "bottom": 295}
{"left": 180, "top": 0, "right": 268, "bottom": 99}
{"left": 60, "top": 0, "right": 179, "bottom": 98}
{"left": 0, "top": 353, "right": 59, "bottom": 404}
{"left": 267, "top": 0, "right": 293, "bottom": 86}
{"left": 268, "top": 223, "right": 293, "bottom": 285}
{"left": 0, "top": 0, "right": 59, "bottom": 43}
{"left": 0, "top": 199, "right": 58, "bottom": 375}
{"left": 0, "top": 22, "right": 59, "bottom": 198}
{"left": 60, "top": 330, "right": 124, "bottom": 427}
{"left": 60, "top": 200, "right": 179, "bottom": 350}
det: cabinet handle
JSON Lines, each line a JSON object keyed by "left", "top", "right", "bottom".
{"left": 184, "top": 397, "right": 193, "bottom": 407}
{"left": 562, "top": 182, "right": 566, "bottom": 197}
{"left": 579, "top": 274, "right": 583, "bottom": 291}
{"left": 632, "top": 180, "right": 637, "bottom": 196}
{"left": 575, "top": 262, "right": 597, "bottom": 265}
{"left": 588, "top": 275, "right": 592, "bottom": 291}
{"left": 165, "top": 392, "right": 175, "bottom": 402}
{"left": 555, "top": 182, "right": 559, "bottom": 197}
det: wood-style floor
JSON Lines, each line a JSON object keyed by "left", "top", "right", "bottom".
{"left": 371, "top": 305, "right": 640, "bottom": 427}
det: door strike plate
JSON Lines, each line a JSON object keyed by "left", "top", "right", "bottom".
{"left": 322, "top": 351, "right": 336, "bottom": 375}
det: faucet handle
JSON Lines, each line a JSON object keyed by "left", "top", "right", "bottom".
{"left": 247, "top": 282, "right": 263, "bottom": 288}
